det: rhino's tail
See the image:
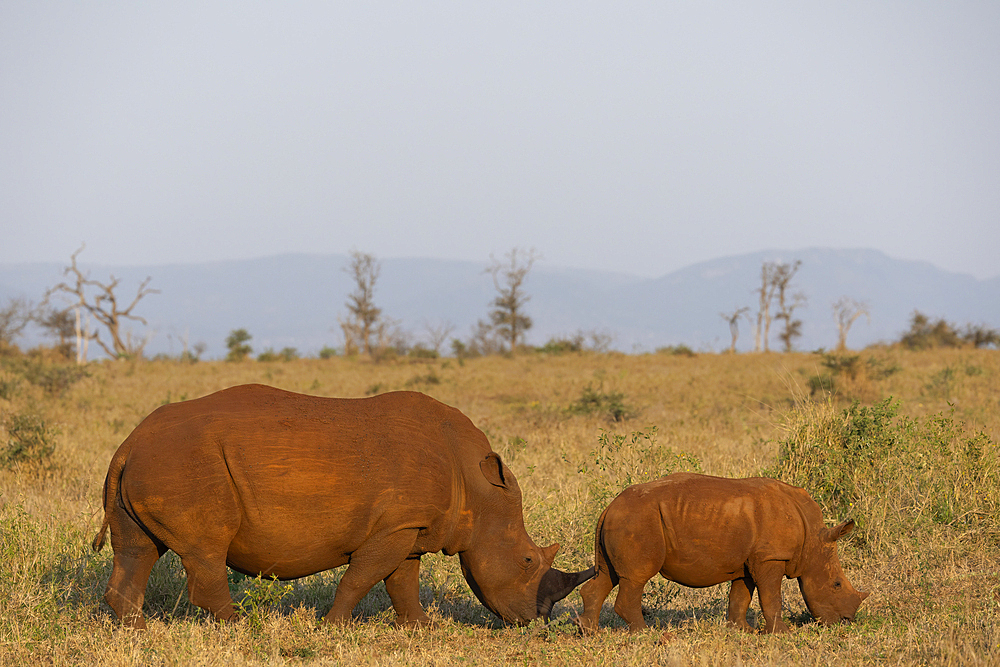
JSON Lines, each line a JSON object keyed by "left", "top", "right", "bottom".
{"left": 593, "top": 504, "right": 619, "bottom": 587}
{"left": 92, "top": 441, "right": 131, "bottom": 552}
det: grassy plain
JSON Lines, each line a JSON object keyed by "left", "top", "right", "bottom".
{"left": 1, "top": 348, "right": 998, "bottom": 665}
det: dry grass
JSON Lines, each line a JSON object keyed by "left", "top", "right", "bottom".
{"left": 1, "top": 348, "right": 999, "bottom": 665}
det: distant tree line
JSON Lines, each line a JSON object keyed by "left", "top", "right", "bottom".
{"left": 2, "top": 248, "right": 999, "bottom": 363}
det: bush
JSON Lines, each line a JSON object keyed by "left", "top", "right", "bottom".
{"left": 404, "top": 371, "right": 441, "bottom": 387}
{"left": 257, "top": 347, "right": 299, "bottom": 362}
{"left": 2, "top": 412, "right": 58, "bottom": 467}
{"left": 0, "top": 358, "right": 88, "bottom": 397}
{"left": 568, "top": 381, "right": 632, "bottom": 422}
{"left": 898, "top": 311, "right": 1000, "bottom": 350}
{"left": 655, "top": 344, "right": 696, "bottom": 357}
{"left": 536, "top": 336, "right": 584, "bottom": 355}
{"left": 318, "top": 346, "right": 338, "bottom": 360}
{"left": 764, "top": 398, "right": 999, "bottom": 556}
{"left": 807, "top": 352, "right": 900, "bottom": 401}
{"left": 408, "top": 344, "right": 439, "bottom": 360}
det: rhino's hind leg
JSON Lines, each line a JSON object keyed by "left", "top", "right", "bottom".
{"left": 577, "top": 568, "right": 616, "bottom": 633}
{"left": 383, "top": 556, "right": 432, "bottom": 627}
{"left": 323, "top": 528, "right": 421, "bottom": 625}
{"left": 726, "top": 570, "right": 756, "bottom": 631}
{"left": 613, "top": 576, "right": 651, "bottom": 632}
{"left": 179, "top": 553, "right": 238, "bottom": 622}
{"left": 104, "top": 508, "right": 167, "bottom": 629}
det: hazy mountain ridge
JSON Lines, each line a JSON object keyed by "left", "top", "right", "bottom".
{"left": 1, "top": 248, "right": 997, "bottom": 359}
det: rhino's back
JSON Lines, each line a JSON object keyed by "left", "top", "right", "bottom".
{"left": 117, "top": 385, "right": 488, "bottom": 577}
{"left": 603, "top": 473, "right": 811, "bottom": 583}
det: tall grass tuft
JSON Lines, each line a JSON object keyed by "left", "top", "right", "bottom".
{"left": 764, "top": 398, "right": 1000, "bottom": 557}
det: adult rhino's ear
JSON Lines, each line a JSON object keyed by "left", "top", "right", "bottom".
{"left": 480, "top": 452, "right": 509, "bottom": 488}
{"left": 825, "top": 519, "right": 856, "bottom": 542}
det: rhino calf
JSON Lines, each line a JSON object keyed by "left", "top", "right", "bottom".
{"left": 578, "top": 473, "right": 868, "bottom": 633}
{"left": 92, "top": 384, "right": 592, "bottom": 629}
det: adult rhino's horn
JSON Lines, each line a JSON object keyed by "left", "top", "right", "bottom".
{"left": 536, "top": 566, "right": 597, "bottom": 619}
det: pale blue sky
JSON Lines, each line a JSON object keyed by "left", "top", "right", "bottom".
{"left": 2, "top": 1, "right": 998, "bottom": 279}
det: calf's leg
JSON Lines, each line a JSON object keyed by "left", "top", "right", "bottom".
{"left": 751, "top": 560, "right": 789, "bottom": 633}
{"left": 613, "top": 576, "right": 652, "bottom": 632}
{"left": 180, "top": 552, "right": 238, "bottom": 621}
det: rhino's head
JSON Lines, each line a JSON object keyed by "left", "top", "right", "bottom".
{"left": 458, "top": 453, "right": 594, "bottom": 625}
{"left": 797, "top": 519, "right": 869, "bottom": 625}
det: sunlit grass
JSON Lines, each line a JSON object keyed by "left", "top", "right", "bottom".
{"left": 1, "top": 348, "right": 998, "bottom": 664}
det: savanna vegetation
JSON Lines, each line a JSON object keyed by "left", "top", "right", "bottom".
{"left": 1, "top": 346, "right": 998, "bottom": 665}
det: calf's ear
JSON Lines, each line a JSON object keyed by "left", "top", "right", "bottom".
{"left": 825, "top": 519, "right": 856, "bottom": 542}
{"left": 480, "top": 453, "right": 509, "bottom": 488}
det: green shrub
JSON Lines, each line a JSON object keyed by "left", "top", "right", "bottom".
{"left": 404, "top": 371, "right": 441, "bottom": 387}
{"left": 569, "top": 381, "right": 632, "bottom": 422}
{"left": 2, "top": 412, "right": 58, "bottom": 467}
{"left": 655, "top": 344, "right": 696, "bottom": 357}
{"left": 235, "top": 574, "right": 292, "bottom": 635}
{"left": 318, "top": 346, "right": 338, "bottom": 359}
{"left": 536, "top": 336, "right": 584, "bottom": 355}
{"left": 764, "top": 398, "right": 999, "bottom": 556}
{"left": 256, "top": 349, "right": 279, "bottom": 362}
{"left": 897, "top": 311, "right": 1000, "bottom": 350}
{"left": 807, "top": 352, "right": 900, "bottom": 400}
{"left": 0, "top": 376, "right": 21, "bottom": 401}
{"left": 0, "top": 358, "right": 89, "bottom": 397}
{"left": 408, "top": 344, "right": 439, "bottom": 359}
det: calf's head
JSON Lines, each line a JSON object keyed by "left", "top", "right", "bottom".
{"left": 797, "top": 519, "right": 869, "bottom": 625}
{"left": 458, "top": 453, "right": 594, "bottom": 625}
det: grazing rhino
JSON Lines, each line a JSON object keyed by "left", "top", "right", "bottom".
{"left": 577, "top": 473, "right": 868, "bottom": 634}
{"left": 92, "top": 384, "right": 593, "bottom": 629}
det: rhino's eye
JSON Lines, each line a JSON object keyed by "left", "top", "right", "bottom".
{"left": 833, "top": 581, "right": 842, "bottom": 589}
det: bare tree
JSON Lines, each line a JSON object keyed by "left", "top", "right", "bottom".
{"left": 339, "top": 250, "right": 395, "bottom": 357}
{"left": 423, "top": 320, "right": 455, "bottom": 355}
{"left": 720, "top": 307, "right": 751, "bottom": 354}
{"left": 44, "top": 245, "right": 159, "bottom": 359}
{"left": 469, "top": 318, "right": 504, "bottom": 356}
{"left": 833, "top": 297, "right": 870, "bottom": 351}
{"left": 773, "top": 260, "right": 806, "bottom": 352}
{"left": 485, "top": 248, "right": 538, "bottom": 353}
{"left": 754, "top": 262, "right": 779, "bottom": 352}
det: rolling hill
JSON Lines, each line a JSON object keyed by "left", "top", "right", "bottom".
{"left": 2, "top": 248, "right": 997, "bottom": 359}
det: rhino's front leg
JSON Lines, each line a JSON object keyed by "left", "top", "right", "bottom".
{"left": 752, "top": 561, "right": 789, "bottom": 633}
{"left": 384, "top": 555, "right": 431, "bottom": 627}
{"left": 323, "top": 528, "right": 420, "bottom": 624}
